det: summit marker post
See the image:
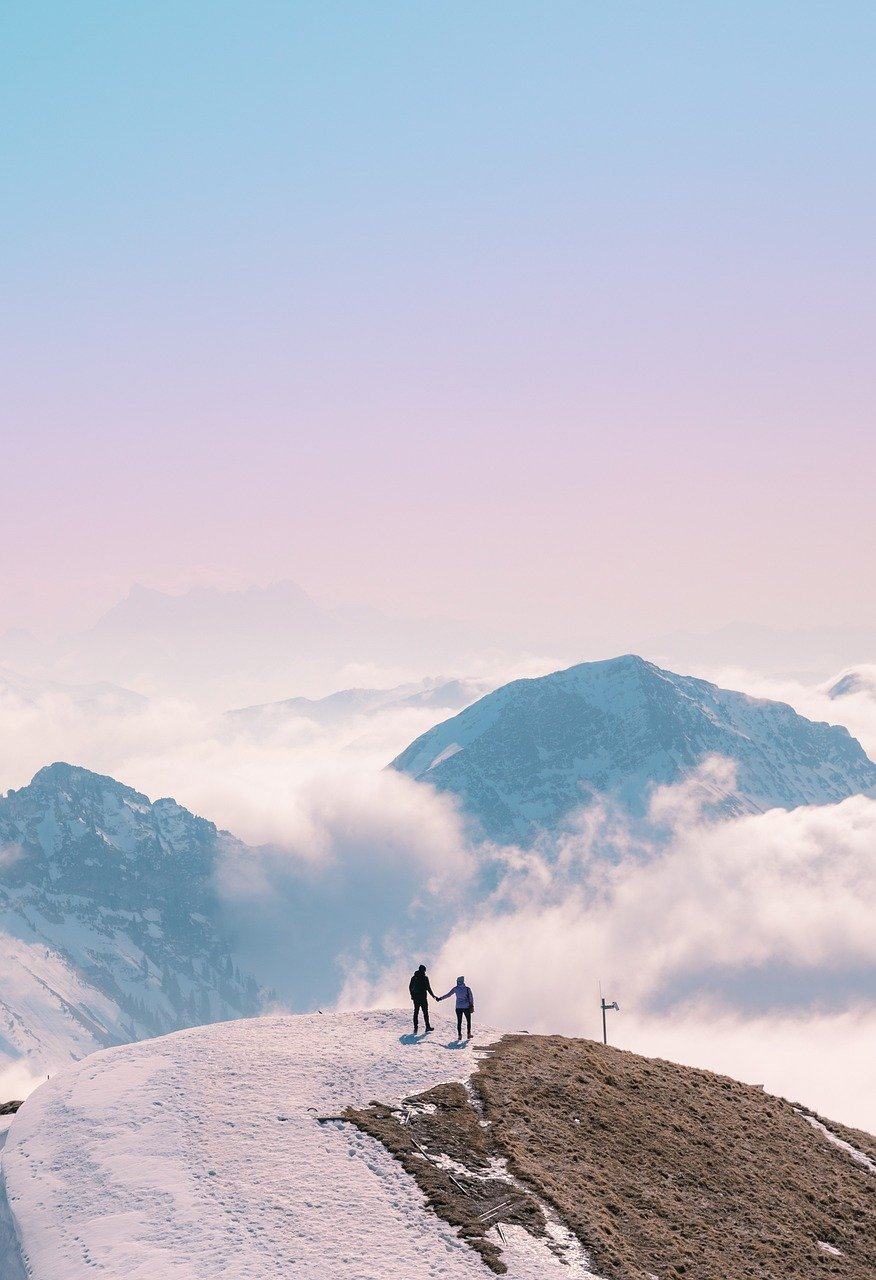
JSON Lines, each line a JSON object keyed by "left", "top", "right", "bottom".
{"left": 600, "top": 996, "right": 619, "bottom": 1046}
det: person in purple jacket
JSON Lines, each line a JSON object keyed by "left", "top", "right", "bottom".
{"left": 438, "top": 976, "right": 475, "bottom": 1040}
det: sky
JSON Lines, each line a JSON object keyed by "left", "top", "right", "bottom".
{"left": 2, "top": 3, "right": 875, "bottom": 640}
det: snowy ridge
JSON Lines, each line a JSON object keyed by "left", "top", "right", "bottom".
{"left": 2, "top": 1010, "right": 600, "bottom": 1279}
{"left": 391, "top": 655, "right": 876, "bottom": 844}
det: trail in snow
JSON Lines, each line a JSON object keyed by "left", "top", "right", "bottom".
{"left": 2, "top": 1010, "right": 600, "bottom": 1280}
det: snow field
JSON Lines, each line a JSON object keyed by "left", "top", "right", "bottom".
{"left": 2, "top": 1010, "right": 599, "bottom": 1279}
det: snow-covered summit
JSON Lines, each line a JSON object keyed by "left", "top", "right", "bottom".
{"left": 0, "top": 765, "right": 263, "bottom": 1077}
{"left": 1, "top": 1010, "right": 593, "bottom": 1280}
{"left": 391, "top": 655, "right": 876, "bottom": 844}
{"left": 5, "top": 1010, "right": 873, "bottom": 1280}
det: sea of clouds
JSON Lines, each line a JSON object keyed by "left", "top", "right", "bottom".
{"left": 339, "top": 757, "right": 876, "bottom": 1130}
{"left": 0, "top": 660, "right": 874, "bottom": 1128}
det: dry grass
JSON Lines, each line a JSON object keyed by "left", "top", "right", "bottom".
{"left": 348, "top": 1035, "right": 875, "bottom": 1279}
{"left": 475, "top": 1035, "right": 876, "bottom": 1280}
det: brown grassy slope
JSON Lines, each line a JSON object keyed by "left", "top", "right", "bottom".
{"left": 474, "top": 1035, "right": 875, "bottom": 1280}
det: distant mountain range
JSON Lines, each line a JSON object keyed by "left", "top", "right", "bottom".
{"left": 391, "top": 655, "right": 876, "bottom": 844}
{"left": 0, "top": 667, "right": 147, "bottom": 715}
{"left": 227, "top": 677, "right": 493, "bottom": 732}
{"left": 5, "top": 590, "right": 876, "bottom": 706}
{"left": 0, "top": 581, "right": 497, "bottom": 705}
{"left": 0, "top": 764, "right": 264, "bottom": 1075}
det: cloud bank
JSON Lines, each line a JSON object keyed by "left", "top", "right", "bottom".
{"left": 340, "top": 766, "right": 876, "bottom": 1129}
{"left": 0, "top": 664, "right": 874, "bottom": 1127}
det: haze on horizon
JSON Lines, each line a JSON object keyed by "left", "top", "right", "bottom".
{"left": 3, "top": 3, "right": 875, "bottom": 643}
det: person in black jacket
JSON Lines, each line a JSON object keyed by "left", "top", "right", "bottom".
{"left": 408, "top": 964, "right": 436, "bottom": 1033}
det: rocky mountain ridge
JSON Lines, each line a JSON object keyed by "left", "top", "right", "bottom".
{"left": 0, "top": 763, "right": 263, "bottom": 1074}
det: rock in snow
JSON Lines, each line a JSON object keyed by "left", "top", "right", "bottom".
{"left": 391, "top": 655, "right": 876, "bottom": 844}
{"left": 1, "top": 1010, "right": 600, "bottom": 1280}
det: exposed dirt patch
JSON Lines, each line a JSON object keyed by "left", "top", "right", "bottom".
{"left": 344, "top": 1082, "right": 548, "bottom": 1274}
{"left": 348, "top": 1036, "right": 875, "bottom": 1280}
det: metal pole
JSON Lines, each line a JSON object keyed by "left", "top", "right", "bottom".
{"left": 600, "top": 997, "right": 618, "bottom": 1045}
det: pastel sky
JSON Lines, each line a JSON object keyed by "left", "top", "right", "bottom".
{"left": 2, "top": 3, "right": 874, "bottom": 637}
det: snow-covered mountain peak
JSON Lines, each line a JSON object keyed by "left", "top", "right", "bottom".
{"left": 391, "top": 656, "right": 876, "bottom": 844}
{"left": 3, "top": 764, "right": 229, "bottom": 872}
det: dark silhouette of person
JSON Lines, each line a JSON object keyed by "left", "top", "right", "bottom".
{"left": 438, "top": 976, "right": 475, "bottom": 1040}
{"left": 409, "top": 964, "right": 436, "bottom": 1033}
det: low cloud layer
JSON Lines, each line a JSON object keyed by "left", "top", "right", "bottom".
{"left": 341, "top": 766, "right": 876, "bottom": 1129}
{"left": 0, "top": 680, "right": 459, "bottom": 838}
{"left": 431, "top": 790, "right": 876, "bottom": 1015}
{"left": 214, "top": 768, "right": 476, "bottom": 1004}
{"left": 1, "top": 664, "right": 874, "bottom": 1127}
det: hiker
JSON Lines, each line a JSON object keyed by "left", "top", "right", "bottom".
{"left": 438, "top": 976, "right": 475, "bottom": 1040}
{"left": 408, "top": 964, "right": 437, "bottom": 1033}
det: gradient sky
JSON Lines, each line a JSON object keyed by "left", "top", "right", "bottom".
{"left": 2, "top": 3, "right": 874, "bottom": 638}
